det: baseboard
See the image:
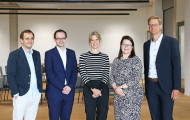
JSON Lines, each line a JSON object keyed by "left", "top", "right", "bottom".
{"left": 184, "top": 92, "right": 190, "bottom": 97}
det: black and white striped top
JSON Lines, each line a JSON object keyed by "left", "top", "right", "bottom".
{"left": 79, "top": 51, "right": 110, "bottom": 88}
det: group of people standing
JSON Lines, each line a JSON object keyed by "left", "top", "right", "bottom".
{"left": 7, "top": 15, "right": 181, "bottom": 120}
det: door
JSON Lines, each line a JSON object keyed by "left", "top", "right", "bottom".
{"left": 177, "top": 22, "right": 185, "bottom": 93}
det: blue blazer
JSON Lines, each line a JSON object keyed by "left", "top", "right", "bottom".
{"left": 144, "top": 35, "right": 181, "bottom": 94}
{"left": 7, "top": 47, "right": 43, "bottom": 97}
{"left": 45, "top": 47, "right": 77, "bottom": 98}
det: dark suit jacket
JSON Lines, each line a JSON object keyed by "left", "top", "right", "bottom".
{"left": 45, "top": 47, "right": 77, "bottom": 98}
{"left": 144, "top": 35, "right": 181, "bottom": 94}
{"left": 7, "top": 47, "right": 43, "bottom": 97}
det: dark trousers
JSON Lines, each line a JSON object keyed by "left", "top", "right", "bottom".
{"left": 146, "top": 80, "right": 174, "bottom": 120}
{"left": 47, "top": 93, "right": 74, "bottom": 120}
{"left": 83, "top": 85, "right": 109, "bottom": 120}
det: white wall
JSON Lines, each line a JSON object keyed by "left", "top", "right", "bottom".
{"left": 0, "top": 15, "right": 10, "bottom": 74}
{"left": 18, "top": 8, "right": 147, "bottom": 64}
{"left": 184, "top": 0, "right": 190, "bottom": 96}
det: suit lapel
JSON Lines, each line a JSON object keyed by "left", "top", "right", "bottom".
{"left": 17, "top": 47, "right": 30, "bottom": 73}
{"left": 32, "top": 51, "right": 38, "bottom": 73}
{"left": 66, "top": 49, "right": 70, "bottom": 74}
{"left": 156, "top": 35, "right": 167, "bottom": 62}
{"left": 146, "top": 40, "right": 151, "bottom": 68}
{"left": 53, "top": 47, "right": 66, "bottom": 73}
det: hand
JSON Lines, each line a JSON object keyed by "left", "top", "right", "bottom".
{"left": 14, "top": 93, "right": 19, "bottom": 99}
{"left": 171, "top": 90, "right": 180, "bottom": 100}
{"left": 121, "top": 84, "right": 128, "bottom": 89}
{"left": 114, "top": 87, "right": 125, "bottom": 96}
{"left": 15, "top": 95, "right": 19, "bottom": 99}
{"left": 62, "top": 86, "right": 71, "bottom": 95}
{"left": 92, "top": 94, "right": 97, "bottom": 98}
{"left": 91, "top": 88, "right": 102, "bottom": 98}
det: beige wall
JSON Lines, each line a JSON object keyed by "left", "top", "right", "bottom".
{"left": 0, "top": 15, "right": 10, "bottom": 74}
{"left": 176, "top": 0, "right": 185, "bottom": 23}
{"left": 176, "top": 0, "right": 185, "bottom": 79}
{"left": 17, "top": 7, "right": 147, "bottom": 64}
{"left": 146, "top": 0, "right": 163, "bottom": 33}
{"left": 184, "top": 0, "right": 190, "bottom": 96}
{"left": 175, "top": 0, "right": 190, "bottom": 96}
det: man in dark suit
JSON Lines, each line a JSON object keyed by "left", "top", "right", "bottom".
{"left": 45, "top": 29, "right": 77, "bottom": 120}
{"left": 7, "top": 29, "right": 43, "bottom": 120}
{"left": 144, "top": 16, "right": 181, "bottom": 120}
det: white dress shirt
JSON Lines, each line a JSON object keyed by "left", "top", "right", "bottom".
{"left": 56, "top": 46, "right": 67, "bottom": 85}
{"left": 148, "top": 34, "right": 163, "bottom": 78}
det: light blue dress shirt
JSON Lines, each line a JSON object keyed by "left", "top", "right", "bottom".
{"left": 148, "top": 34, "right": 163, "bottom": 78}
{"left": 23, "top": 48, "right": 40, "bottom": 98}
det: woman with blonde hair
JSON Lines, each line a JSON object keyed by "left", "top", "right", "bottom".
{"left": 79, "top": 31, "right": 110, "bottom": 120}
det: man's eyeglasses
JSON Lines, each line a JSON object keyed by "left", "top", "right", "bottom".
{"left": 55, "top": 37, "right": 66, "bottom": 41}
{"left": 122, "top": 44, "right": 132, "bottom": 48}
{"left": 148, "top": 24, "right": 160, "bottom": 27}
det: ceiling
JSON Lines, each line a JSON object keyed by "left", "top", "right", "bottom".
{"left": 0, "top": 0, "right": 152, "bottom": 15}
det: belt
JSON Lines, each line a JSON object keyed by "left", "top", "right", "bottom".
{"left": 148, "top": 78, "right": 158, "bottom": 82}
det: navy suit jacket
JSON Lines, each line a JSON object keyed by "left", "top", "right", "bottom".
{"left": 144, "top": 35, "right": 181, "bottom": 94}
{"left": 45, "top": 47, "right": 77, "bottom": 98}
{"left": 7, "top": 47, "right": 43, "bottom": 97}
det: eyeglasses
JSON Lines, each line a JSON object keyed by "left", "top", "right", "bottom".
{"left": 148, "top": 24, "right": 159, "bottom": 27}
{"left": 122, "top": 44, "right": 132, "bottom": 48}
{"left": 55, "top": 37, "right": 66, "bottom": 41}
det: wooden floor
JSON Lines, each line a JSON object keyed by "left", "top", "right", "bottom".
{"left": 0, "top": 92, "right": 190, "bottom": 120}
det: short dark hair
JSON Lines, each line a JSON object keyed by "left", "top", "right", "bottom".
{"left": 118, "top": 35, "right": 136, "bottom": 59}
{"left": 54, "top": 29, "right": 67, "bottom": 39}
{"left": 20, "top": 29, "right": 34, "bottom": 39}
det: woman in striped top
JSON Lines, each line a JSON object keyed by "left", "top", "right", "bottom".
{"left": 79, "top": 31, "right": 110, "bottom": 120}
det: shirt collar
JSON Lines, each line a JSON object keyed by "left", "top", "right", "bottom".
{"left": 56, "top": 46, "right": 67, "bottom": 53}
{"left": 151, "top": 34, "right": 163, "bottom": 44}
{"left": 22, "top": 46, "right": 33, "bottom": 55}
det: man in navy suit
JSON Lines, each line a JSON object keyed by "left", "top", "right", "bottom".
{"left": 45, "top": 29, "right": 77, "bottom": 120}
{"left": 7, "top": 30, "right": 43, "bottom": 120}
{"left": 144, "top": 16, "right": 181, "bottom": 120}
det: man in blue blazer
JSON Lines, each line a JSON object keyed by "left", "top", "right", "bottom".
{"left": 7, "top": 30, "right": 43, "bottom": 120}
{"left": 45, "top": 29, "right": 77, "bottom": 120}
{"left": 144, "top": 16, "right": 181, "bottom": 120}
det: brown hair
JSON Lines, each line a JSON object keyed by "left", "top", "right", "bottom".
{"left": 20, "top": 29, "right": 34, "bottom": 39}
{"left": 118, "top": 35, "right": 136, "bottom": 59}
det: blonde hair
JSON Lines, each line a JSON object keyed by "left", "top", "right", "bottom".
{"left": 88, "top": 31, "right": 101, "bottom": 43}
{"left": 148, "top": 16, "right": 162, "bottom": 25}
